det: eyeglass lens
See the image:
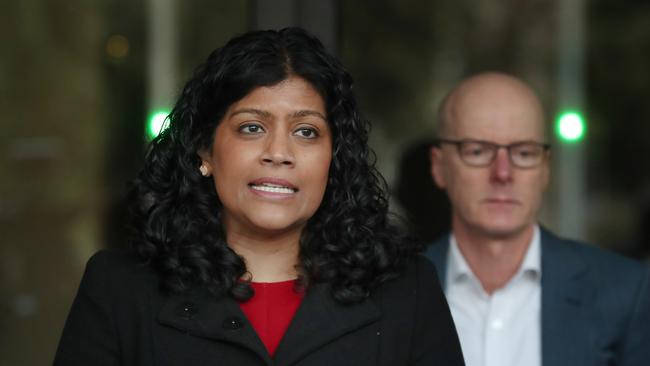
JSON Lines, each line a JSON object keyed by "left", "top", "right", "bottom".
{"left": 458, "top": 141, "right": 545, "bottom": 168}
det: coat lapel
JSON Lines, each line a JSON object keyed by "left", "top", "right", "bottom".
{"left": 273, "top": 283, "right": 381, "bottom": 365}
{"left": 541, "top": 229, "right": 592, "bottom": 366}
{"left": 158, "top": 288, "right": 272, "bottom": 364}
{"left": 158, "top": 283, "right": 381, "bottom": 366}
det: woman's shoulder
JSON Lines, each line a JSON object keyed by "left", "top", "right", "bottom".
{"left": 390, "top": 254, "right": 440, "bottom": 284}
{"left": 406, "top": 254, "right": 440, "bottom": 279}
{"left": 79, "top": 248, "right": 159, "bottom": 297}
{"left": 85, "top": 248, "right": 148, "bottom": 274}
{"left": 369, "top": 254, "right": 463, "bottom": 364}
{"left": 372, "top": 254, "right": 442, "bottom": 301}
{"left": 87, "top": 247, "right": 138, "bottom": 264}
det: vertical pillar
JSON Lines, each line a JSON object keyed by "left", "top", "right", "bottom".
{"left": 147, "top": 0, "right": 177, "bottom": 134}
{"left": 556, "top": 0, "right": 587, "bottom": 240}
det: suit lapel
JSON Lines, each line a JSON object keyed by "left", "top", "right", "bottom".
{"left": 273, "top": 283, "right": 381, "bottom": 365}
{"left": 541, "top": 229, "right": 593, "bottom": 366}
{"left": 158, "top": 288, "right": 272, "bottom": 364}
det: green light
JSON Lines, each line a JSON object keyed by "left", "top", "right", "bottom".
{"left": 556, "top": 110, "right": 586, "bottom": 143}
{"left": 146, "top": 110, "right": 170, "bottom": 140}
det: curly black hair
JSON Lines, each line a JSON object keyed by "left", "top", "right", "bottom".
{"left": 128, "top": 27, "right": 419, "bottom": 304}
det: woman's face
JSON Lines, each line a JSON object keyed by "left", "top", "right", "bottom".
{"left": 200, "top": 76, "right": 332, "bottom": 239}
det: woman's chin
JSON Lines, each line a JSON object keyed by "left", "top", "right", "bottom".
{"left": 245, "top": 215, "right": 308, "bottom": 236}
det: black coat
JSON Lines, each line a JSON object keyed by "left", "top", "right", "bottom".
{"left": 54, "top": 250, "right": 464, "bottom": 366}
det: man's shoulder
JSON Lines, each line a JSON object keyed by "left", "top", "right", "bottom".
{"left": 541, "top": 228, "right": 647, "bottom": 275}
{"left": 541, "top": 228, "right": 649, "bottom": 296}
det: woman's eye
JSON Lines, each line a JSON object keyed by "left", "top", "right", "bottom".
{"left": 239, "top": 123, "right": 264, "bottom": 134}
{"left": 294, "top": 127, "right": 319, "bottom": 139}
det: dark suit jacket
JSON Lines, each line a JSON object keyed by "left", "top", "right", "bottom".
{"left": 54, "top": 250, "right": 464, "bottom": 366}
{"left": 424, "top": 228, "right": 650, "bottom": 366}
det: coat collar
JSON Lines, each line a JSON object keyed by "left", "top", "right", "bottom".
{"left": 158, "top": 282, "right": 381, "bottom": 365}
{"left": 274, "top": 283, "right": 380, "bottom": 365}
{"left": 158, "top": 286, "right": 272, "bottom": 363}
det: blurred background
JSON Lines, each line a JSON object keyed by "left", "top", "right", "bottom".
{"left": 1, "top": 0, "right": 650, "bottom": 364}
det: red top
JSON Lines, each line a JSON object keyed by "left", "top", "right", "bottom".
{"left": 239, "top": 280, "right": 304, "bottom": 357}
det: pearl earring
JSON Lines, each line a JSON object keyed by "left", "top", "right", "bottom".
{"left": 199, "top": 164, "right": 209, "bottom": 177}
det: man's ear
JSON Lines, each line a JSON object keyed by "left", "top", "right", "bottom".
{"left": 430, "top": 146, "right": 447, "bottom": 189}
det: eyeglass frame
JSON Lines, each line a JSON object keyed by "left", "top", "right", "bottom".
{"left": 434, "top": 138, "right": 551, "bottom": 169}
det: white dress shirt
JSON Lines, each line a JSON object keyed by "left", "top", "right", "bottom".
{"left": 445, "top": 226, "right": 541, "bottom": 366}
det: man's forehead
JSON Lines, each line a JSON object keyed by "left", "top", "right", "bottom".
{"left": 449, "top": 117, "right": 546, "bottom": 142}
{"left": 445, "top": 77, "right": 546, "bottom": 141}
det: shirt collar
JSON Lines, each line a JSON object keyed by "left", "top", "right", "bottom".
{"left": 447, "top": 224, "right": 542, "bottom": 284}
{"left": 447, "top": 234, "right": 473, "bottom": 282}
{"left": 519, "top": 225, "right": 541, "bottom": 277}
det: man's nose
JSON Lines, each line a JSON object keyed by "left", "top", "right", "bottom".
{"left": 490, "top": 147, "right": 513, "bottom": 182}
{"left": 261, "top": 131, "right": 295, "bottom": 166}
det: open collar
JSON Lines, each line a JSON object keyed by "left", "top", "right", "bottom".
{"left": 446, "top": 225, "right": 542, "bottom": 287}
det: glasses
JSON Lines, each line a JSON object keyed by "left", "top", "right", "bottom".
{"left": 436, "top": 139, "right": 551, "bottom": 168}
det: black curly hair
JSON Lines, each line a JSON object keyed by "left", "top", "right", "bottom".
{"left": 128, "top": 27, "right": 419, "bottom": 304}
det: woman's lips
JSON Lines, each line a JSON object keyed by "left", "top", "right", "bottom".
{"left": 248, "top": 177, "right": 298, "bottom": 196}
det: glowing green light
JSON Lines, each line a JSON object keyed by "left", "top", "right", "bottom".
{"left": 146, "top": 110, "right": 170, "bottom": 140}
{"left": 556, "top": 111, "right": 586, "bottom": 143}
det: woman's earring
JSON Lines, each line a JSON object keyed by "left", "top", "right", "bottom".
{"left": 199, "top": 164, "right": 209, "bottom": 177}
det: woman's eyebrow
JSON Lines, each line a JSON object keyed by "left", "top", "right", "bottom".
{"left": 289, "top": 110, "right": 327, "bottom": 121}
{"left": 229, "top": 108, "right": 272, "bottom": 119}
{"left": 230, "top": 108, "right": 327, "bottom": 122}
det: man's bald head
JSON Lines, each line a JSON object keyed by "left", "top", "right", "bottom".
{"left": 436, "top": 72, "right": 546, "bottom": 140}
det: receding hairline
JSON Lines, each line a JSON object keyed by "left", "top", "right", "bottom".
{"left": 436, "top": 72, "right": 545, "bottom": 138}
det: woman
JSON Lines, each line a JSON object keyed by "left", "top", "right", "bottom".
{"left": 54, "top": 27, "right": 463, "bottom": 366}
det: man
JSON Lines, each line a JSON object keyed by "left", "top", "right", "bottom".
{"left": 425, "top": 72, "right": 650, "bottom": 366}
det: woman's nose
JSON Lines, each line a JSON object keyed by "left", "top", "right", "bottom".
{"left": 261, "top": 131, "right": 295, "bottom": 166}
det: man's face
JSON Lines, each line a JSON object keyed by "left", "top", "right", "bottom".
{"left": 431, "top": 77, "right": 550, "bottom": 239}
